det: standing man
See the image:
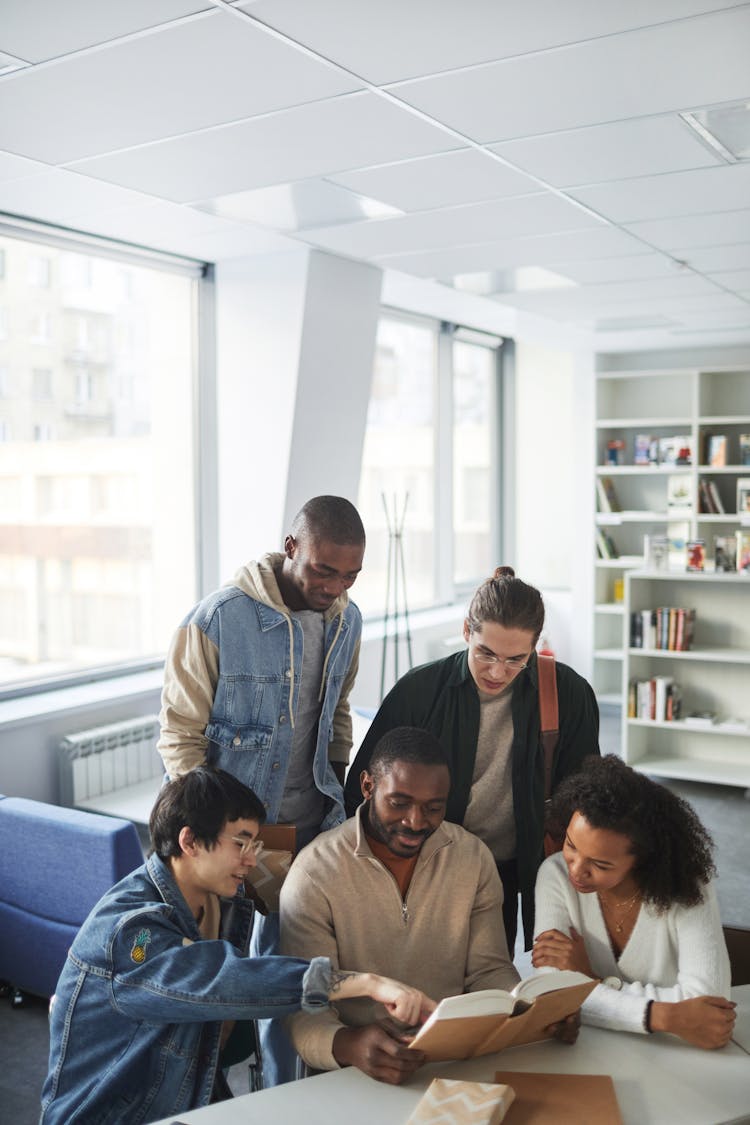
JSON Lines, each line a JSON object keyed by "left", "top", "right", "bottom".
{"left": 158, "top": 494, "right": 366, "bottom": 1083}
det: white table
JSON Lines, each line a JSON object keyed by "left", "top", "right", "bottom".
{"left": 153, "top": 987, "right": 750, "bottom": 1125}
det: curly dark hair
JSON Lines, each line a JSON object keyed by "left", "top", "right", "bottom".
{"left": 547, "top": 754, "right": 716, "bottom": 911}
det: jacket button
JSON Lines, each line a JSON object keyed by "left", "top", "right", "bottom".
{"left": 285, "top": 669, "right": 292, "bottom": 678}
{"left": 232, "top": 736, "right": 241, "bottom": 746}
{"left": 279, "top": 715, "right": 287, "bottom": 724}
{"left": 272, "top": 762, "right": 280, "bottom": 770}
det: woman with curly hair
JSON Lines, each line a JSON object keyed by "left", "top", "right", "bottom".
{"left": 532, "top": 754, "right": 735, "bottom": 1049}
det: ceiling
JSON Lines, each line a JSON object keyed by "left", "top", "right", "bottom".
{"left": 1, "top": 0, "right": 750, "bottom": 351}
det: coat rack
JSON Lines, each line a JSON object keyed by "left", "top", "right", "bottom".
{"left": 379, "top": 491, "right": 414, "bottom": 702}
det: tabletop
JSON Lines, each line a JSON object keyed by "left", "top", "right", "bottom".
{"left": 153, "top": 986, "right": 750, "bottom": 1125}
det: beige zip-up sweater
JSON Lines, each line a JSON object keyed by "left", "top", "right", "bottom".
{"left": 279, "top": 806, "right": 520, "bottom": 1070}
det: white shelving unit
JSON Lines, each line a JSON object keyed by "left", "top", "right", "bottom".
{"left": 593, "top": 365, "right": 750, "bottom": 713}
{"left": 623, "top": 570, "right": 750, "bottom": 788}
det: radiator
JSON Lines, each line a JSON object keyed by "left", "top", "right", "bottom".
{"left": 59, "top": 715, "right": 163, "bottom": 821}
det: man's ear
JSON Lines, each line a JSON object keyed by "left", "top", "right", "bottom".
{"left": 462, "top": 619, "right": 471, "bottom": 643}
{"left": 284, "top": 535, "right": 296, "bottom": 560}
{"left": 178, "top": 826, "right": 198, "bottom": 857}
{"left": 360, "top": 770, "right": 375, "bottom": 802}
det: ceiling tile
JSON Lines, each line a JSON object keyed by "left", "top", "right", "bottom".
{"left": 297, "top": 192, "right": 602, "bottom": 259}
{"left": 0, "top": 1, "right": 212, "bottom": 62}
{"left": 706, "top": 269, "right": 750, "bottom": 291}
{"left": 68, "top": 93, "right": 460, "bottom": 203}
{"left": 625, "top": 208, "right": 750, "bottom": 250}
{"left": 490, "top": 116, "right": 721, "bottom": 188}
{"left": 0, "top": 150, "right": 50, "bottom": 184}
{"left": 390, "top": 7, "right": 750, "bottom": 143}
{"left": 569, "top": 163, "right": 750, "bottom": 223}
{"left": 0, "top": 167, "right": 165, "bottom": 228}
{"left": 375, "top": 226, "right": 648, "bottom": 278}
{"left": 0, "top": 12, "right": 361, "bottom": 164}
{"left": 669, "top": 242, "right": 750, "bottom": 271}
{"left": 242, "top": 0, "right": 748, "bottom": 85}
{"left": 328, "top": 149, "right": 539, "bottom": 211}
{"left": 549, "top": 253, "right": 683, "bottom": 285}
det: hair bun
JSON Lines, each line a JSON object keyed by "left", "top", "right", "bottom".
{"left": 493, "top": 565, "right": 515, "bottom": 580}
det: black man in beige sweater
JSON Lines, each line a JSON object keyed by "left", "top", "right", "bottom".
{"left": 279, "top": 726, "right": 519, "bottom": 1084}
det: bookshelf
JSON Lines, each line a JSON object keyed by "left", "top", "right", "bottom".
{"left": 623, "top": 571, "right": 750, "bottom": 788}
{"left": 593, "top": 365, "right": 750, "bottom": 711}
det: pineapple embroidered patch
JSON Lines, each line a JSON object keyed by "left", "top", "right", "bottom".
{"left": 130, "top": 928, "right": 152, "bottom": 963}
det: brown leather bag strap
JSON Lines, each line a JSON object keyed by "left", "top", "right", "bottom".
{"left": 537, "top": 652, "right": 559, "bottom": 801}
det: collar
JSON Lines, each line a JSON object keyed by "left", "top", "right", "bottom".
{"left": 146, "top": 853, "right": 204, "bottom": 939}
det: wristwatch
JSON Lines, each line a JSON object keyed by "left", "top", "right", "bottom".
{"left": 602, "top": 975, "right": 623, "bottom": 990}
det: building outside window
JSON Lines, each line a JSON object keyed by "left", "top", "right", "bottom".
{"left": 356, "top": 314, "right": 501, "bottom": 619}
{"left": 0, "top": 229, "right": 202, "bottom": 692}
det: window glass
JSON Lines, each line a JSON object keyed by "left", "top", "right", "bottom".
{"left": 0, "top": 234, "right": 198, "bottom": 690}
{"left": 356, "top": 317, "right": 437, "bottom": 616}
{"left": 452, "top": 340, "right": 495, "bottom": 585}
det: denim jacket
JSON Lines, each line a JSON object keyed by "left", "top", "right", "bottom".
{"left": 158, "top": 553, "right": 362, "bottom": 832}
{"left": 40, "top": 855, "right": 331, "bottom": 1125}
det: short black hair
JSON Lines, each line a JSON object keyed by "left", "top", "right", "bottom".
{"left": 291, "top": 495, "right": 365, "bottom": 547}
{"left": 149, "top": 767, "right": 266, "bottom": 860}
{"left": 548, "top": 754, "right": 716, "bottom": 911}
{"left": 367, "top": 726, "right": 450, "bottom": 782}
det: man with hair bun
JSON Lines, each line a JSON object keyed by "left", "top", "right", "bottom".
{"left": 345, "top": 566, "right": 599, "bottom": 954}
{"left": 158, "top": 495, "right": 366, "bottom": 1085}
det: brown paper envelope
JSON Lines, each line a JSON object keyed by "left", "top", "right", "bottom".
{"left": 243, "top": 849, "right": 293, "bottom": 912}
{"left": 493, "top": 1072, "right": 623, "bottom": 1125}
{"left": 406, "top": 1078, "right": 516, "bottom": 1125}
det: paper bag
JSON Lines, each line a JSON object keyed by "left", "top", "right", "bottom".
{"left": 493, "top": 1072, "right": 623, "bottom": 1125}
{"left": 243, "top": 849, "right": 292, "bottom": 912}
{"left": 405, "top": 1078, "right": 515, "bottom": 1125}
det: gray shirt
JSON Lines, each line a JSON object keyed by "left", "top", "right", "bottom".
{"left": 278, "top": 609, "right": 326, "bottom": 845}
{"left": 462, "top": 687, "right": 516, "bottom": 863}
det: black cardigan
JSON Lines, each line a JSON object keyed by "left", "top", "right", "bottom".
{"left": 344, "top": 650, "right": 600, "bottom": 948}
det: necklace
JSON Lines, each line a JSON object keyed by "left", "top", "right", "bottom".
{"left": 598, "top": 889, "right": 641, "bottom": 934}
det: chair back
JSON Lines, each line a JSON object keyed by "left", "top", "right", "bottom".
{"left": 723, "top": 925, "right": 750, "bottom": 987}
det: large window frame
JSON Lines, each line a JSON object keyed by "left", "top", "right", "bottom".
{"left": 358, "top": 307, "right": 504, "bottom": 619}
{"left": 0, "top": 217, "right": 215, "bottom": 701}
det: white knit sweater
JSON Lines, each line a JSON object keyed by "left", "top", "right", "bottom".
{"left": 534, "top": 852, "right": 731, "bottom": 1034}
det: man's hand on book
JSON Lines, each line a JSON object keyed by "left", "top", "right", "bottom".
{"left": 332, "top": 1021, "right": 426, "bottom": 1083}
{"left": 650, "top": 996, "right": 736, "bottom": 1049}
{"left": 545, "top": 1010, "right": 581, "bottom": 1045}
{"left": 531, "top": 927, "right": 594, "bottom": 977}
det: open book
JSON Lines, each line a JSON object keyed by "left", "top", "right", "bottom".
{"left": 409, "top": 971, "right": 597, "bottom": 1062}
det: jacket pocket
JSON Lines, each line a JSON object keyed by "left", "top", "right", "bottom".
{"left": 205, "top": 719, "right": 274, "bottom": 752}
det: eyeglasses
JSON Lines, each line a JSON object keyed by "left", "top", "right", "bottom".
{"left": 469, "top": 644, "right": 530, "bottom": 672}
{"left": 221, "top": 835, "right": 265, "bottom": 860}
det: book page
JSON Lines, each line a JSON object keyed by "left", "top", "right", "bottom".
{"left": 511, "top": 970, "right": 593, "bottom": 1004}
{"left": 421, "top": 989, "right": 516, "bottom": 1027}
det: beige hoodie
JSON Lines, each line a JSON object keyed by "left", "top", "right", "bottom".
{"left": 157, "top": 552, "right": 360, "bottom": 779}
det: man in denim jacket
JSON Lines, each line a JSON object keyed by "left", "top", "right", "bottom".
{"left": 157, "top": 495, "right": 365, "bottom": 1084}
{"left": 41, "top": 768, "right": 432, "bottom": 1125}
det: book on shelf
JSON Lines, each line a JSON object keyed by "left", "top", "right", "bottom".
{"left": 667, "top": 474, "right": 692, "bottom": 514}
{"left": 595, "top": 475, "right": 621, "bottom": 513}
{"left": 633, "top": 433, "right": 655, "bottom": 465}
{"left": 707, "top": 479, "right": 725, "bottom": 514}
{"left": 407, "top": 972, "right": 596, "bottom": 1062}
{"left": 643, "top": 534, "right": 669, "bottom": 571}
{"left": 737, "top": 530, "right": 750, "bottom": 574}
{"left": 706, "top": 433, "right": 727, "bottom": 467}
{"left": 740, "top": 433, "right": 750, "bottom": 467}
{"left": 595, "top": 527, "right": 618, "bottom": 559}
{"left": 628, "top": 677, "right": 681, "bottom": 722}
{"left": 737, "top": 477, "right": 750, "bottom": 515}
{"left": 686, "top": 539, "right": 705, "bottom": 572}
{"left": 714, "top": 535, "right": 737, "bottom": 572}
{"left": 698, "top": 479, "right": 715, "bottom": 514}
{"left": 659, "top": 434, "right": 692, "bottom": 465}
{"left": 667, "top": 520, "right": 689, "bottom": 571}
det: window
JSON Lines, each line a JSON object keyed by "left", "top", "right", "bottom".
{"left": 0, "top": 229, "right": 202, "bottom": 692}
{"left": 356, "top": 314, "right": 501, "bottom": 617}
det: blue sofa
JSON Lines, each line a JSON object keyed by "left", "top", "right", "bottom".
{"left": 0, "top": 795, "right": 143, "bottom": 998}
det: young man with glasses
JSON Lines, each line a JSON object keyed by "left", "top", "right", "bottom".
{"left": 344, "top": 567, "right": 599, "bottom": 954}
{"left": 40, "top": 768, "right": 433, "bottom": 1125}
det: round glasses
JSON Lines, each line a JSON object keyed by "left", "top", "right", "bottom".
{"left": 221, "top": 835, "right": 265, "bottom": 860}
{"left": 470, "top": 646, "right": 530, "bottom": 672}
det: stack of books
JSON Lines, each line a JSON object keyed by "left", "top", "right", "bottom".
{"left": 630, "top": 607, "right": 695, "bottom": 651}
